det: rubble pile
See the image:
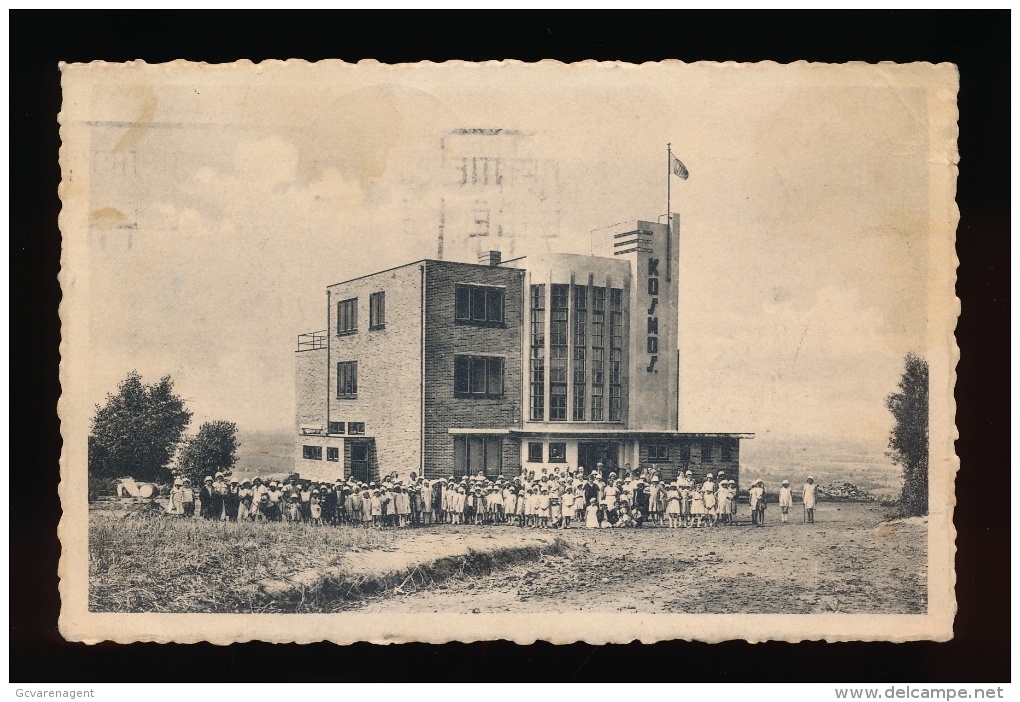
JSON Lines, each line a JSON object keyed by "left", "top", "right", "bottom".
{"left": 817, "top": 482, "right": 875, "bottom": 502}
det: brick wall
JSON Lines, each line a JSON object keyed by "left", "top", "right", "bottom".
{"left": 324, "top": 263, "right": 425, "bottom": 481}
{"left": 423, "top": 260, "right": 525, "bottom": 478}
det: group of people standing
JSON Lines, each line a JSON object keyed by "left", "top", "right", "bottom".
{"left": 165, "top": 467, "right": 821, "bottom": 528}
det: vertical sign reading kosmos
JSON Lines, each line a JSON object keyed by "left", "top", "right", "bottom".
{"left": 647, "top": 255, "right": 659, "bottom": 373}
{"left": 615, "top": 218, "right": 679, "bottom": 432}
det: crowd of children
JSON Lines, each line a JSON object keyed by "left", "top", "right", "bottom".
{"left": 165, "top": 466, "right": 820, "bottom": 528}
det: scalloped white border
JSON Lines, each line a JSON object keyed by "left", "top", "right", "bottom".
{"left": 56, "top": 59, "right": 959, "bottom": 644}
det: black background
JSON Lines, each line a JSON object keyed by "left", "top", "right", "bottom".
{"left": 10, "top": 10, "right": 1009, "bottom": 682}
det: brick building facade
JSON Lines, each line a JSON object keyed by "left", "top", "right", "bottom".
{"left": 295, "top": 217, "right": 752, "bottom": 485}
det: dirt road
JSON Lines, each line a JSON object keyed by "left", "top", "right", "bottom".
{"left": 355, "top": 503, "right": 926, "bottom": 614}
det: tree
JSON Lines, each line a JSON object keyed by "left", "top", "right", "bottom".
{"left": 176, "top": 421, "right": 239, "bottom": 486}
{"left": 886, "top": 353, "right": 929, "bottom": 516}
{"left": 88, "top": 371, "right": 192, "bottom": 497}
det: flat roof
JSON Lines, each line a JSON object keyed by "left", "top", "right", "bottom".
{"left": 326, "top": 258, "right": 525, "bottom": 289}
{"left": 446, "top": 428, "right": 754, "bottom": 439}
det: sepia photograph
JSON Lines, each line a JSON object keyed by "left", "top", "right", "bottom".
{"left": 57, "top": 59, "right": 958, "bottom": 644}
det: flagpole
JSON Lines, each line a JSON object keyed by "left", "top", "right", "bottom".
{"left": 666, "top": 143, "right": 672, "bottom": 282}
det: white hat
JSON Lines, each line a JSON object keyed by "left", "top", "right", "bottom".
{"left": 174, "top": 478, "right": 183, "bottom": 486}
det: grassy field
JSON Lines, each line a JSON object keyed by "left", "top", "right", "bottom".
{"left": 89, "top": 512, "right": 390, "bottom": 613}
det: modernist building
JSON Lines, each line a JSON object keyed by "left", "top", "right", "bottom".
{"left": 295, "top": 217, "right": 751, "bottom": 484}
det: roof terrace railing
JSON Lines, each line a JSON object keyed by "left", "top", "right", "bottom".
{"left": 297, "top": 330, "right": 327, "bottom": 351}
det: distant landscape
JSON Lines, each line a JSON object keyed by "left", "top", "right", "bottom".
{"left": 235, "top": 430, "right": 900, "bottom": 499}
{"left": 741, "top": 435, "right": 900, "bottom": 499}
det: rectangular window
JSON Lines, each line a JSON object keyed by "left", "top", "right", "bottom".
{"left": 550, "top": 384, "right": 567, "bottom": 421}
{"left": 326, "top": 447, "right": 340, "bottom": 462}
{"left": 455, "top": 284, "right": 504, "bottom": 324}
{"left": 591, "top": 384, "right": 604, "bottom": 421}
{"left": 336, "top": 361, "right": 358, "bottom": 398}
{"left": 348, "top": 422, "right": 366, "bottom": 435}
{"left": 302, "top": 445, "right": 322, "bottom": 460}
{"left": 530, "top": 387, "right": 545, "bottom": 421}
{"left": 529, "top": 346, "right": 545, "bottom": 421}
{"left": 336, "top": 298, "right": 357, "bottom": 335}
{"left": 454, "top": 355, "right": 504, "bottom": 398}
{"left": 592, "top": 347, "right": 605, "bottom": 386}
{"left": 647, "top": 444, "right": 669, "bottom": 461}
{"left": 574, "top": 285, "right": 587, "bottom": 311}
{"left": 573, "top": 383, "right": 585, "bottom": 421}
{"left": 722, "top": 442, "right": 734, "bottom": 462}
{"left": 702, "top": 443, "right": 714, "bottom": 462}
{"left": 530, "top": 284, "right": 546, "bottom": 346}
{"left": 609, "top": 384, "right": 622, "bottom": 421}
{"left": 528, "top": 442, "right": 543, "bottom": 462}
{"left": 573, "top": 347, "right": 586, "bottom": 384}
{"left": 454, "top": 436, "right": 503, "bottom": 477}
{"left": 369, "top": 291, "right": 385, "bottom": 329}
{"left": 549, "top": 442, "right": 567, "bottom": 463}
{"left": 610, "top": 287, "right": 622, "bottom": 312}
{"left": 328, "top": 421, "right": 345, "bottom": 435}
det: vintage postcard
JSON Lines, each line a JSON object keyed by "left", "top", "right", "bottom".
{"left": 58, "top": 60, "right": 958, "bottom": 644}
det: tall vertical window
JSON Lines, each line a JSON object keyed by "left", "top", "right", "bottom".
{"left": 591, "top": 286, "right": 605, "bottom": 422}
{"left": 609, "top": 288, "right": 623, "bottom": 421}
{"left": 529, "top": 284, "right": 546, "bottom": 420}
{"left": 337, "top": 298, "right": 357, "bottom": 335}
{"left": 572, "top": 285, "right": 588, "bottom": 421}
{"left": 549, "top": 284, "right": 568, "bottom": 421}
{"left": 369, "top": 291, "right": 385, "bottom": 329}
{"left": 336, "top": 361, "right": 358, "bottom": 397}
{"left": 455, "top": 284, "right": 504, "bottom": 324}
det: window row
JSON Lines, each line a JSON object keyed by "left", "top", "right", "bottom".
{"left": 336, "top": 292, "right": 386, "bottom": 335}
{"left": 327, "top": 421, "right": 365, "bottom": 435}
{"left": 639, "top": 443, "right": 735, "bottom": 462}
{"left": 454, "top": 355, "right": 504, "bottom": 398}
{"left": 527, "top": 442, "right": 566, "bottom": 463}
{"left": 303, "top": 445, "right": 340, "bottom": 462}
{"left": 455, "top": 284, "right": 505, "bottom": 325}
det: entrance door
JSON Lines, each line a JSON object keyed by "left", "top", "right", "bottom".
{"left": 577, "top": 442, "right": 620, "bottom": 480}
{"left": 350, "top": 442, "right": 370, "bottom": 483}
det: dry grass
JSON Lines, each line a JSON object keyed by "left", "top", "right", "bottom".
{"left": 89, "top": 512, "right": 390, "bottom": 613}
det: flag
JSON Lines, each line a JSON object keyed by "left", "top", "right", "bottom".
{"left": 671, "top": 154, "right": 689, "bottom": 180}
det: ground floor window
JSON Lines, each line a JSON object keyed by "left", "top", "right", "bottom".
{"left": 326, "top": 447, "right": 340, "bottom": 462}
{"left": 302, "top": 445, "right": 322, "bottom": 460}
{"left": 454, "top": 436, "right": 503, "bottom": 477}
{"left": 647, "top": 443, "right": 669, "bottom": 461}
{"left": 548, "top": 442, "right": 567, "bottom": 463}
{"left": 527, "top": 442, "right": 543, "bottom": 462}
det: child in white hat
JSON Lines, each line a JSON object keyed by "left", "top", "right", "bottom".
{"left": 778, "top": 480, "right": 793, "bottom": 523}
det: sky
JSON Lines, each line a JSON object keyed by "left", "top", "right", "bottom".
{"left": 71, "top": 61, "right": 946, "bottom": 468}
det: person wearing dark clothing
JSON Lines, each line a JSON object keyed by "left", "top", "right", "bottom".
{"left": 322, "top": 485, "right": 339, "bottom": 525}
{"left": 633, "top": 482, "right": 650, "bottom": 526}
{"left": 199, "top": 477, "right": 217, "bottom": 519}
{"left": 583, "top": 479, "right": 601, "bottom": 508}
{"left": 223, "top": 480, "right": 241, "bottom": 521}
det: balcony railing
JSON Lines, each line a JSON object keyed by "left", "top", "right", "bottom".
{"left": 297, "top": 330, "right": 327, "bottom": 351}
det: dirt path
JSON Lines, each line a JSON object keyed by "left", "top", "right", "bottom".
{"left": 355, "top": 503, "right": 926, "bottom": 614}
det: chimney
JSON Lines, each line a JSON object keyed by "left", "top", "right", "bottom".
{"left": 477, "top": 250, "right": 502, "bottom": 267}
